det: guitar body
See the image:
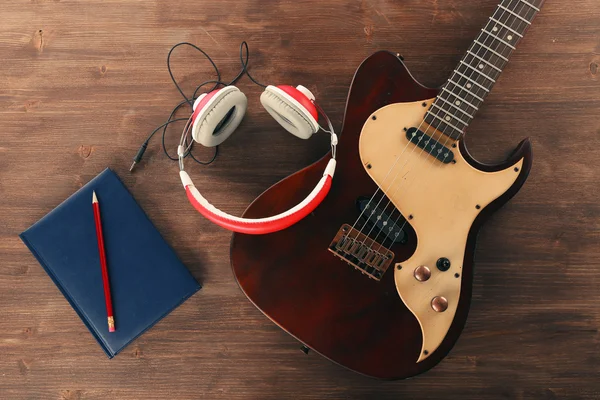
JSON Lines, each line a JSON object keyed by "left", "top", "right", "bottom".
{"left": 230, "top": 51, "right": 532, "bottom": 379}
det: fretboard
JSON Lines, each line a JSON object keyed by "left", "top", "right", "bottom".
{"left": 425, "top": 0, "right": 544, "bottom": 139}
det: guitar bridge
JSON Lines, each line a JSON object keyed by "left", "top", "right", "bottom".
{"left": 328, "top": 224, "right": 395, "bottom": 281}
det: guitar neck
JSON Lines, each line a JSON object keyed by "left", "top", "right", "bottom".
{"left": 424, "top": 0, "right": 545, "bottom": 139}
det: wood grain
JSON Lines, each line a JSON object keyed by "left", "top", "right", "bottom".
{"left": 0, "top": 0, "right": 599, "bottom": 398}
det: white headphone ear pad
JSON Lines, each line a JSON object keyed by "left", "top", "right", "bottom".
{"left": 192, "top": 87, "right": 248, "bottom": 147}
{"left": 260, "top": 87, "right": 317, "bottom": 140}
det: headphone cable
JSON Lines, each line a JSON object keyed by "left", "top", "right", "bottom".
{"left": 130, "top": 41, "right": 265, "bottom": 172}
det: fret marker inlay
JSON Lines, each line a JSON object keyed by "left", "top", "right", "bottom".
{"left": 453, "top": 70, "right": 490, "bottom": 93}
{"left": 421, "top": 0, "right": 542, "bottom": 142}
{"left": 489, "top": 17, "right": 524, "bottom": 37}
{"left": 460, "top": 61, "right": 496, "bottom": 82}
{"left": 482, "top": 30, "right": 517, "bottom": 50}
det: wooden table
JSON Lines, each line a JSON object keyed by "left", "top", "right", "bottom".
{"left": 1, "top": 1, "right": 599, "bottom": 398}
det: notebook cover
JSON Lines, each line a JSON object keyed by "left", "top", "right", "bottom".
{"left": 20, "top": 168, "right": 201, "bottom": 358}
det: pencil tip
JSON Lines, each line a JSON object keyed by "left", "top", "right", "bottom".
{"left": 92, "top": 191, "right": 98, "bottom": 203}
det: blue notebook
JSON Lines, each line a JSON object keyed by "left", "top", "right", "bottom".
{"left": 20, "top": 168, "right": 201, "bottom": 358}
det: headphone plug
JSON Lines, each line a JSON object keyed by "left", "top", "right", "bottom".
{"left": 130, "top": 142, "right": 148, "bottom": 172}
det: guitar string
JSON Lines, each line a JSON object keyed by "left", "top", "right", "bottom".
{"left": 357, "top": 28, "right": 501, "bottom": 252}
{"left": 371, "top": 0, "right": 533, "bottom": 252}
{"left": 344, "top": 0, "right": 525, "bottom": 245}
{"left": 348, "top": 0, "right": 518, "bottom": 249}
{"left": 372, "top": 0, "right": 537, "bottom": 255}
{"left": 364, "top": 0, "right": 520, "bottom": 249}
{"left": 375, "top": 0, "right": 537, "bottom": 250}
{"left": 344, "top": 106, "right": 432, "bottom": 239}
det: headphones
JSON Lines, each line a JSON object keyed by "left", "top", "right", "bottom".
{"left": 178, "top": 82, "right": 338, "bottom": 235}
{"left": 131, "top": 42, "right": 338, "bottom": 235}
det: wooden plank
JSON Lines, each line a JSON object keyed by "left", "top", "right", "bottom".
{"left": 0, "top": 0, "right": 599, "bottom": 398}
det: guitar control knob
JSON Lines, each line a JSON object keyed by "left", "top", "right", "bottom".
{"left": 436, "top": 257, "right": 451, "bottom": 272}
{"left": 431, "top": 296, "right": 448, "bottom": 312}
{"left": 414, "top": 265, "right": 431, "bottom": 282}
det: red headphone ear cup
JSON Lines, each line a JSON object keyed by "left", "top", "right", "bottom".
{"left": 191, "top": 90, "right": 220, "bottom": 123}
{"left": 191, "top": 86, "right": 248, "bottom": 147}
{"left": 260, "top": 85, "right": 319, "bottom": 139}
{"left": 276, "top": 85, "right": 318, "bottom": 120}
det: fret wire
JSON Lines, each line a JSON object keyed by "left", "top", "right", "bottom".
{"left": 498, "top": 4, "right": 532, "bottom": 25}
{"left": 428, "top": 0, "right": 541, "bottom": 136}
{"left": 517, "top": 0, "right": 540, "bottom": 12}
{"left": 486, "top": 1, "right": 531, "bottom": 70}
{"left": 442, "top": 87, "right": 482, "bottom": 107}
{"left": 505, "top": 0, "right": 537, "bottom": 38}
{"left": 487, "top": 1, "right": 538, "bottom": 60}
{"left": 426, "top": 109, "right": 465, "bottom": 132}
{"left": 474, "top": 39, "right": 509, "bottom": 61}
{"left": 502, "top": 10, "right": 531, "bottom": 36}
{"left": 459, "top": 60, "right": 496, "bottom": 83}
{"left": 481, "top": 29, "right": 516, "bottom": 50}
{"left": 423, "top": 116, "right": 461, "bottom": 139}
{"left": 427, "top": 106, "right": 467, "bottom": 128}
{"left": 435, "top": 95, "right": 475, "bottom": 118}
{"left": 430, "top": 103, "right": 470, "bottom": 125}
{"left": 441, "top": 3, "right": 514, "bottom": 132}
{"left": 452, "top": 70, "right": 490, "bottom": 93}
{"left": 489, "top": 10, "right": 525, "bottom": 43}
{"left": 467, "top": 50, "right": 503, "bottom": 72}
{"left": 446, "top": 2, "right": 514, "bottom": 131}
{"left": 464, "top": 44, "right": 503, "bottom": 79}
{"left": 447, "top": 77, "right": 485, "bottom": 104}
{"left": 473, "top": 22, "right": 514, "bottom": 66}
{"left": 485, "top": 2, "right": 522, "bottom": 69}
{"left": 516, "top": 0, "right": 540, "bottom": 25}
{"left": 488, "top": 17, "right": 523, "bottom": 37}
{"left": 497, "top": 0, "right": 525, "bottom": 25}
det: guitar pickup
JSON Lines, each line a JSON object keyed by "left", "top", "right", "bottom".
{"left": 357, "top": 198, "right": 406, "bottom": 245}
{"left": 406, "top": 127, "right": 455, "bottom": 164}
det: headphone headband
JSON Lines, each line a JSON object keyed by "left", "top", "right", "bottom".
{"left": 178, "top": 99, "right": 338, "bottom": 234}
{"left": 179, "top": 159, "right": 336, "bottom": 234}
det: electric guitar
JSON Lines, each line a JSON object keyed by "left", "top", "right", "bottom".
{"left": 231, "top": 0, "right": 544, "bottom": 379}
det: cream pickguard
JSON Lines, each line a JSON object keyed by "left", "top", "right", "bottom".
{"left": 359, "top": 99, "right": 523, "bottom": 362}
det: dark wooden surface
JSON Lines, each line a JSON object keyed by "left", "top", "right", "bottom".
{"left": 1, "top": 0, "right": 598, "bottom": 398}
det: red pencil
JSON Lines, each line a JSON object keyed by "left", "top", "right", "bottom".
{"left": 92, "top": 191, "right": 115, "bottom": 333}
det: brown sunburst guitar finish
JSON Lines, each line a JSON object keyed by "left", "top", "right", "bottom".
{"left": 230, "top": 51, "right": 532, "bottom": 379}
